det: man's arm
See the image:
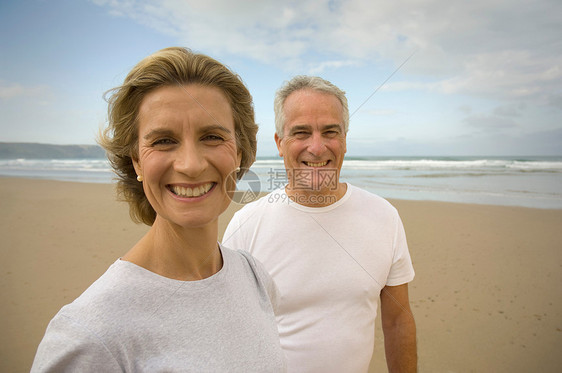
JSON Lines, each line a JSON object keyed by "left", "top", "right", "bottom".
{"left": 380, "top": 283, "right": 417, "bottom": 372}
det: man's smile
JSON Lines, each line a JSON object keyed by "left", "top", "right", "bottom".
{"left": 303, "top": 161, "right": 329, "bottom": 167}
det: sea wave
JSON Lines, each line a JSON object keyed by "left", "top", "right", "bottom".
{"left": 341, "top": 158, "right": 562, "bottom": 172}
{"left": 0, "top": 159, "right": 110, "bottom": 171}
{"left": 1, "top": 156, "right": 561, "bottom": 208}
{"left": 0, "top": 159, "right": 113, "bottom": 183}
{"left": 3, "top": 157, "right": 560, "bottom": 173}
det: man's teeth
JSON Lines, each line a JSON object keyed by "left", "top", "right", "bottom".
{"left": 306, "top": 161, "right": 327, "bottom": 167}
{"left": 171, "top": 183, "right": 213, "bottom": 197}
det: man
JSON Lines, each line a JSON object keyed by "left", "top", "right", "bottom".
{"left": 223, "top": 76, "right": 417, "bottom": 372}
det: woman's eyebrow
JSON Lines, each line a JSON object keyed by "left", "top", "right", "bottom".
{"left": 200, "top": 124, "right": 232, "bottom": 134}
{"left": 143, "top": 124, "right": 233, "bottom": 140}
{"left": 143, "top": 128, "right": 175, "bottom": 140}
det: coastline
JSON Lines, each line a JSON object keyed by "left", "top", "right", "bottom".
{"left": 1, "top": 177, "right": 561, "bottom": 372}
{"left": 2, "top": 154, "right": 562, "bottom": 210}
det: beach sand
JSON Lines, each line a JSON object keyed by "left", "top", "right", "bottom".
{"left": 1, "top": 177, "right": 561, "bottom": 372}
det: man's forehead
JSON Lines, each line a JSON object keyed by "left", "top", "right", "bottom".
{"left": 285, "top": 90, "right": 342, "bottom": 115}
{"left": 287, "top": 123, "right": 343, "bottom": 132}
{"left": 285, "top": 88, "right": 340, "bottom": 104}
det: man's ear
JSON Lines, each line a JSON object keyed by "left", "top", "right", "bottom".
{"left": 274, "top": 133, "right": 283, "bottom": 157}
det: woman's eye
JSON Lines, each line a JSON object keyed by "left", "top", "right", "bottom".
{"left": 152, "top": 138, "right": 175, "bottom": 146}
{"left": 203, "top": 134, "right": 225, "bottom": 142}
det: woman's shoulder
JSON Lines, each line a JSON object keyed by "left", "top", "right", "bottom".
{"left": 221, "top": 246, "right": 278, "bottom": 307}
{"left": 221, "top": 245, "right": 261, "bottom": 273}
{"left": 55, "top": 259, "right": 173, "bottom": 330}
{"left": 32, "top": 259, "right": 169, "bottom": 372}
{"left": 221, "top": 246, "right": 269, "bottom": 286}
{"left": 56, "top": 260, "right": 138, "bottom": 318}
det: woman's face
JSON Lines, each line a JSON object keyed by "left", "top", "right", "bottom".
{"left": 133, "top": 84, "right": 241, "bottom": 229}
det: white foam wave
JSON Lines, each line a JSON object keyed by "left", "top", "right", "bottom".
{"left": 0, "top": 159, "right": 110, "bottom": 171}
{"left": 342, "top": 159, "right": 562, "bottom": 172}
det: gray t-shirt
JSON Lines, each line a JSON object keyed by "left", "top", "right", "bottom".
{"left": 31, "top": 246, "right": 285, "bottom": 372}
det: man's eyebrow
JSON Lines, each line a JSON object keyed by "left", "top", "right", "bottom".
{"left": 289, "top": 124, "right": 342, "bottom": 133}
{"left": 288, "top": 124, "right": 311, "bottom": 133}
{"left": 322, "top": 124, "right": 343, "bottom": 131}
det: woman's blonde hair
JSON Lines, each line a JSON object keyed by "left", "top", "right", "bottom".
{"left": 99, "top": 47, "right": 258, "bottom": 225}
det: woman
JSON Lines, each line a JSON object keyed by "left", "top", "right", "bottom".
{"left": 31, "top": 47, "right": 285, "bottom": 372}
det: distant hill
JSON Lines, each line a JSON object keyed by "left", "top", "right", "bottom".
{"left": 0, "top": 142, "right": 106, "bottom": 159}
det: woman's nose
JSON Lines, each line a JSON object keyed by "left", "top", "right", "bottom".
{"left": 174, "top": 143, "right": 207, "bottom": 177}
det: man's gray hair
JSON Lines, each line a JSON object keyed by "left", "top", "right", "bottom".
{"left": 274, "top": 75, "right": 349, "bottom": 137}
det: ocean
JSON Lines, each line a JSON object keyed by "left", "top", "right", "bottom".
{"left": 1, "top": 156, "right": 561, "bottom": 209}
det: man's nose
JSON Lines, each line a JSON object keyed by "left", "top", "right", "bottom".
{"left": 307, "top": 132, "right": 327, "bottom": 156}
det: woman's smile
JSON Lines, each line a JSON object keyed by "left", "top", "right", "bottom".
{"left": 167, "top": 182, "right": 216, "bottom": 199}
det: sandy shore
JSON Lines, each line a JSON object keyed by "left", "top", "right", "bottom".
{"left": 1, "top": 177, "right": 561, "bottom": 372}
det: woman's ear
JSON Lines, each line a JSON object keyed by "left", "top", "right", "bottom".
{"left": 237, "top": 150, "right": 242, "bottom": 170}
{"left": 132, "top": 156, "right": 141, "bottom": 178}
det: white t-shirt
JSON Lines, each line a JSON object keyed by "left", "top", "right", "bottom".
{"left": 31, "top": 246, "right": 285, "bottom": 372}
{"left": 223, "top": 184, "right": 414, "bottom": 372}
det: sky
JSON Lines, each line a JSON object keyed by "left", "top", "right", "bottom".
{"left": 1, "top": 0, "right": 561, "bottom": 156}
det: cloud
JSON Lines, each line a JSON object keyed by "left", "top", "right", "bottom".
{"left": 362, "top": 109, "right": 398, "bottom": 117}
{"left": 547, "top": 93, "right": 562, "bottom": 109}
{"left": 308, "top": 60, "right": 358, "bottom": 75}
{"left": 493, "top": 104, "right": 525, "bottom": 118}
{"left": 92, "top": 0, "right": 562, "bottom": 104}
{"left": 91, "top": 0, "right": 320, "bottom": 66}
{"left": 0, "top": 82, "right": 47, "bottom": 99}
{"left": 347, "top": 126, "right": 562, "bottom": 156}
{"left": 463, "top": 113, "right": 519, "bottom": 130}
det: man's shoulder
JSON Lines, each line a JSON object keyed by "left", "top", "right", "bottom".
{"left": 347, "top": 184, "right": 397, "bottom": 212}
{"left": 232, "top": 189, "right": 286, "bottom": 216}
{"left": 224, "top": 189, "right": 289, "bottom": 243}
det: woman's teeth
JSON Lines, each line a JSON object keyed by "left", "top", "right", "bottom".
{"left": 171, "top": 183, "right": 213, "bottom": 197}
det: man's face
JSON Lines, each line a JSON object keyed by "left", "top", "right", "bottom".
{"left": 274, "top": 89, "right": 347, "bottom": 194}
